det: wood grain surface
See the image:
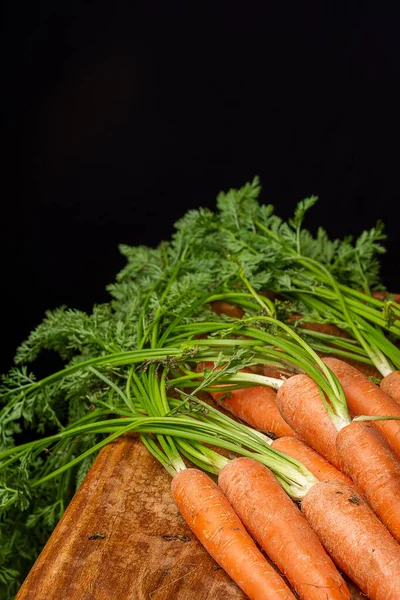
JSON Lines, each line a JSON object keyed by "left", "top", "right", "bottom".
{"left": 16, "top": 436, "right": 246, "bottom": 600}
{"left": 16, "top": 433, "right": 366, "bottom": 600}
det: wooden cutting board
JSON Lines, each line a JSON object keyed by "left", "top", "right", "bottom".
{"left": 16, "top": 435, "right": 246, "bottom": 600}
{"left": 16, "top": 434, "right": 366, "bottom": 600}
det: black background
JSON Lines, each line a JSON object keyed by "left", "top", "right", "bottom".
{"left": 2, "top": 2, "right": 400, "bottom": 371}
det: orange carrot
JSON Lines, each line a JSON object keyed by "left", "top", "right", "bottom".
{"left": 171, "top": 468, "right": 295, "bottom": 600}
{"left": 380, "top": 370, "right": 400, "bottom": 405}
{"left": 322, "top": 357, "right": 400, "bottom": 461}
{"left": 275, "top": 373, "right": 343, "bottom": 468}
{"left": 371, "top": 290, "right": 400, "bottom": 304}
{"left": 219, "top": 458, "right": 351, "bottom": 600}
{"left": 336, "top": 420, "right": 400, "bottom": 543}
{"left": 210, "top": 385, "right": 296, "bottom": 438}
{"left": 288, "top": 316, "right": 351, "bottom": 339}
{"left": 250, "top": 364, "right": 296, "bottom": 380}
{"left": 210, "top": 301, "right": 244, "bottom": 318}
{"left": 270, "top": 436, "right": 359, "bottom": 490}
{"left": 198, "top": 362, "right": 296, "bottom": 437}
{"left": 275, "top": 369, "right": 400, "bottom": 543}
{"left": 302, "top": 481, "right": 400, "bottom": 600}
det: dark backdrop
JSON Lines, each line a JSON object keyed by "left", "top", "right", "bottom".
{"left": 2, "top": 2, "right": 400, "bottom": 371}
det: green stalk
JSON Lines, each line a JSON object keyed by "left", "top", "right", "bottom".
{"left": 165, "top": 322, "right": 350, "bottom": 429}
{"left": 301, "top": 342, "right": 373, "bottom": 365}
{"left": 184, "top": 318, "right": 350, "bottom": 427}
{"left": 253, "top": 218, "right": 400, "bottom": 372}
{"left": 175, "top": 439, "right": 228, "bottom": 474}
{"left": 295, "top": 293, "right": 397, "bottom": 374}
{"left": 1, "top": 348, "right": 186, "bottom": 404}
{"left": 2, "top": 380, "right": 318, "bottom": 498}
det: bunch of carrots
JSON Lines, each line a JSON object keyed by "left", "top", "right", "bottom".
{"left": 2, "top": 181, "right": 400, "bottom": 600}
{"left": 163, "top": 300, "right": 400, "bottom": 600}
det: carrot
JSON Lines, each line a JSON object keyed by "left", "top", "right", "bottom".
{"left": 322, "top": 357, "right": 400, "bottom": 461}
{"left": 288, "top": 316, "right": 351, "bottom": 339}
{"left": 210, "top": 301, "right": 244, "bottom": 318}
{"left": 219, "top": 458, "right": 351, "bottom": 600}
{"left": 171, "top": 468, "right": 295, "bottom": 600}
{"left": 288, "top": 314, "right": 382, "bottom": 377}
{"left": 250, "top": 364, "right": 296, "bottom": 380}
{"left": 336, "top": 420, "right": 400, "bottom": 543}
{"left": 270, "top": 436, "right": 359, "bottom": 490}
{"left": 371, "top": 290, "right": 400, "bottom": 304}
{"left": 323, "top": 355, "right": 381, "bottom": 379}
{"left": 301, "top": 481, "right": 400, "bottom": 600}
{"left": 275, "top": 373, "right": 343, "bottom": 468}
{"left": 275, "top": 369, "right": 400, "bottom": 541}
{"left": 198, "top": 362, "right": 296, "bottom": 437}
{"left": 380, "top": 370, "right": 400, "bottom": 404}
{"left": 210, "top": 384, "right": 297, "bottom": 438}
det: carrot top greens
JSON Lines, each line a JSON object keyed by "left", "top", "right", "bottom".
{"left": 1, "top": 178, "right": 399, "bottom": 598}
